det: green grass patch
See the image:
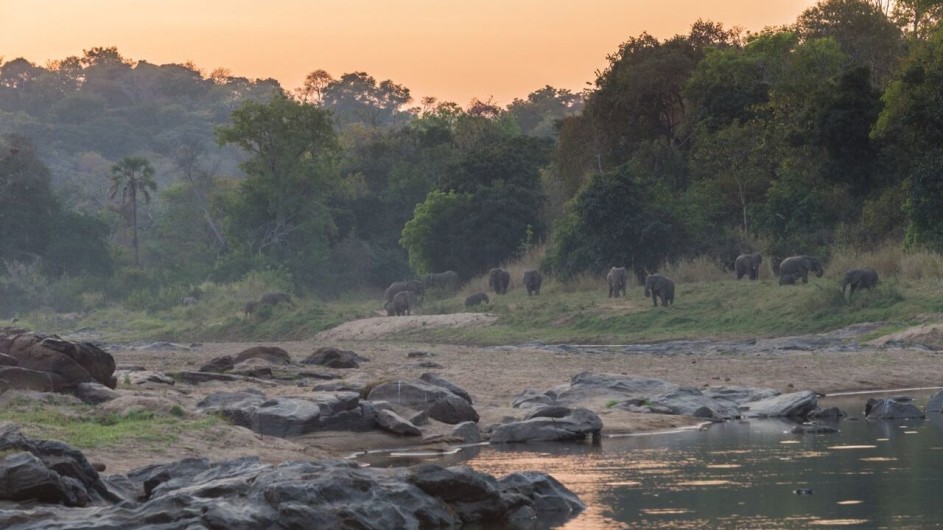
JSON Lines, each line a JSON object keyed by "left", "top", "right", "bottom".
{"left": 0, "top": 404, "right": 220, "bottom": 449}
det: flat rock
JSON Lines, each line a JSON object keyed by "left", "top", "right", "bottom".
{"left": 739, "top": 391, "right": 818, "bottom": 418}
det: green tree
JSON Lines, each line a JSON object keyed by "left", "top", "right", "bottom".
{"left": 216, "top": 92, "right": 340, "bottom": 288}
{"left": 545, "top": 165, "right": 679, "bottom": 281}
{"left": 109, "top": 156, "right": 157, "bottom": 267}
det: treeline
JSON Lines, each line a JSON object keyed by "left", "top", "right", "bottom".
{"left": 2, "top": 0, "right": 943, "bottom": 316}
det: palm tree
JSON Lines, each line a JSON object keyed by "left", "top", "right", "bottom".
{"left": 110, "top": 157, "right": 157, "bottom": 266}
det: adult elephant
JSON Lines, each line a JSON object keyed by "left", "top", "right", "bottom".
{"left": 778, "top": 256, "right": 824, "bottom": 284}
{"left": 734, "top": 253, "right": 763, "bottom": 281}
{"left": 644, "top": 274, "right": 675, "bottom": 307}
{"left": 843, "top": 268, "right": 879, "bottom": 297}
{"left": 607, "top": 267, "right": 628, "bottom": 298}
{"left": 488, "top": 268, "right": 511, "bottom": 295}
{"left": 523, "top": 269, "right": 543, "bottom": 296}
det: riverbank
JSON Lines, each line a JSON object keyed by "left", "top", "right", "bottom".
{"left": 45, "top": 319, "right": 940, "bottom": 475}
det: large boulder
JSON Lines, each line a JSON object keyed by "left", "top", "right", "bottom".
{"left": 250, "top": 398, "right": 322, "bottom": 437}
{"left": 233, "top": 346, "right": 292, "bottom": 365}
{"left": 490, "top": 407, "right": 603, "bottom": 444}
{"left": 301, "top": 347, "right": 368, "bottom": 369}
{"left": 738, "top": 391, "right": 818, "bottom": 419}
{"left": 2, "top": 333, "right": 116, "bottom": 391}
{"left": 0, "top": 366, "right": 55, "bottom": 392}
{"left": 420, "top": 373, "right": 474, "bottom": 404}
{"left": 375, "top": 409, "right": 422, "bottom": 436}
{"left": 367, "top": 381, "right": 479, "bottom": 424}
{"left": 199, "top": 355, "right": 234, "bottom": 373}
{"left": 866, "top": 398, "right": 926, "bottom": 419}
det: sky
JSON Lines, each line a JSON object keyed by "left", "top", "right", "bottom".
{"left": 1, "top": 1, "right": 817, "bottom": 106}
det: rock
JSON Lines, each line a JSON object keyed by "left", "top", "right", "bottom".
{"left": 0, "top": 353, "right": 17, "bottom": 366}
{"left": 410, "top": 361, "right": 444, "bottom": 369}
{"left": 367, "top": 381, "right": 479, "bottom": 424}
{"left": 250, "top": 398, "right": 322, "bottom": 437}
{"left": 0, "top": 443, "right": 584, "bottom": 529}
{"left": 0, "top": 452, "right": 86, "bottom": 506}
{"left": 199, "top": 355, "right": 234, "bottom": 373}
{"left": 0, "top": 366, "right": 55, "bottom": 392}
{"left": 233, "top": 346, "right": 292, "bottom": 365}
{"left": 196, "top": 391, "right": 267, "bottom": 428}
{"left": 301, "top": 347, "right": 368, "bottom": 369}
{"left": 420, "top": 373, "right": 474, "bottom": 404}
{"left": 808, "top": 407, "right": 846, "bottom": 420}
{"left": 116, "top": 370, "right": 175, "bottom": 386}
{"left": 4, "top": 332, "right": 116, "bottom": 391}
{"left": 490, "top": 408, "right": 603, "bottom": 444}
{"left": 648, "top": 387, "right": 740, "bottom": 418}
{"left": 311, "top": 380, "right": 368, "bottom": 393}
{"left": 738, "top": 391, "right": 818, "bottom": 419}
{"left": 523, "top": 406, "right": 572, "bottom": 420}
{"left": 926, "top": 389, "right": 943, "bottom": 413}
{"left": 74, "top": 382, "right": 120, "bottom": 405}
{"left": 791, "top": 423, "right": 839, "bottom": 434}
{"left": 865, "top": 398, "right": 926, "bottom": 419}
{"left": 511, "top": 389, "right": 557, "bottom": 409}
{"left": 375, "top": 409, "right": 422, "bottom": 436}
{"left": 451, "top": 421, "right": 481, "bottom": 444}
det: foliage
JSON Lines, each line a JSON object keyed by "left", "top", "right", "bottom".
{"left": 109, "top": 156, "right": 157, "bottom": 266}
{"left": 545, "top": 165, "right": 680, "bottom": 280}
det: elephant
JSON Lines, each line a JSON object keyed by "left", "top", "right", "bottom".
{"left": 488, "top": 268, "right": 511, "bottom": 295}
{"left": 779, "top": 272, "right": 802, "bottom": 285}
{"left": 260, "top": 292, "right": 293, "bottom": 306}
{"left": 778, "top": 256, "right": 824, "bottom": 284}
{"left": 243, "top": 301, "right": 258, "bottom": 319}
{"left": 392, "top": 291, "right": 411, "bottom": 316}
{"left": 843, "top": 268, "right": 879, "bottom": 297}
{"left": 734, "top": 253, "right": 763, "bottom": 281}
{"left": 607, "top": 267, "right": 628, "bottom": 298}
{"left": 465, "top": 292, "right": 490, "bottom": 307}
{"left": 644, "top": 274, "right": 675, "bottom": 306}
{"left": 384, "top": 281, "right": 410, "bottom": 304}
{"left": 523, "top": 269, "right": 543, "bottom": 296}
{"left": 180, "top": 296, "right": 198, "bottom": 306}
{"left": 404, "top": 280, "right": 425, "bottom": 304}
{"left": 423, "top": 271, "right": 460, "bottom": 294}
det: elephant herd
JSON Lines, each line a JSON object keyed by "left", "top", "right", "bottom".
{"left": 381, "top": 268, "right": 544, "bottom": 316}
{"left": 736, "top": 253, "right": 878, "bottom": 297}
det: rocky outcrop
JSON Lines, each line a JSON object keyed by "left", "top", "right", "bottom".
{"left": 491, "top": 407, "right": 602, "bottom": 444}
{"left": 865, "top": 397, "right": 926, "bottom": 419}
{"left": 738, "top": 391, "right": 819, "bottom": 419}
{"left": 0, "top": 427, "right": 584, "bottom": 528}
{"left": 301, "top": 346, "right": 368, "bottom": 368}
{"left": 233, "top": 345, "right": 292, "bottom": 365}
{"left": 0, "top": 332, "right": 116, "bottom": 391}
{"left": 367, "top": 380, "right": 479, "bottom": 424}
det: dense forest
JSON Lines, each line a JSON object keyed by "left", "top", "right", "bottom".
{"left": 2, "top": 0, "right": 943, "bottom": 316}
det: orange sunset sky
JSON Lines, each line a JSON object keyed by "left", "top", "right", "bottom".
{"left": 1, "top": 1, "right": 817, "bottom": 106}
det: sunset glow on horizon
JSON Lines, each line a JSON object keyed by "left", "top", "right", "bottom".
{"left": 2, "top": 0, "right": 817, "bottom": 106}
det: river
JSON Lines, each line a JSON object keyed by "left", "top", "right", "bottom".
{"left": 364, "top": 390, "right": 943, "bottom": 529}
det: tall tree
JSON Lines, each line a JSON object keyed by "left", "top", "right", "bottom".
{"left": 109, "top": 156, "right": 157, "bottom": 266}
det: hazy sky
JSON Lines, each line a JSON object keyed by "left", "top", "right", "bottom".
{"left": 1, "top": 1, "right": 816, "bottom": 106}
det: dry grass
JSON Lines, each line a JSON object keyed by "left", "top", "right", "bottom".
{"left": 825, "top": 242, "right": 943, "bottom": 281}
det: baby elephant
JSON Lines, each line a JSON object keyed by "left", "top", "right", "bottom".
{"left": 465, "top": 292, "right": 490, "bottom": 307}
{"left": 644, "top": 274, "right": 674, "bottom": 307}
{"left": 392, "top": 291, "right": 411, "bottom": 316}
{"left": 779, "top": 272, "right": 802, "bottom": 285}
{"left": 843, "top": 268, "right": 879, "bottom": 297}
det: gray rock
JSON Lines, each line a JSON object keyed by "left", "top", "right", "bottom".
{"left": 490, "top": 408, "right": 602, "bottom": 443}
{"left": 0, "top": 366, "right": 55, "bottom": 392}
{"left": 115, "top": 370, "right": 175, "bottom": 386}
{"left": 195, "top": 391, "right": 266, "bottom": 428}
{"left": 250, "top": 398, "right": 322, "bottom": 437}
{"left": 739, "top": 391, "right": 818, "bottom": 419}
{"left": 233, "top": 346, "right": 292, "bottom": 365}
{"left": 74, "top": 382, "right": 120, "bottom": 405}
{"left": 199, "top": 355, "right": 234, "bottom": 373}
{"left": 420, "top": 373, "right": 473, "bottom": 404}
{"left": 926, "top": 389, "right": 943, "bottom": 413}
{"left": 511, "top": 389, "right": 557, "bottom": 409}
{"left": 375, "top": 409, "right": 422, "bottom": 436}
{"left": 451, "top": 421, "right": 481, "bottom": 444}
{"left": 648, "top": 387, "right": 740, "bottom": 418}
{"left": 0, "top": 452, "right": 84, "bottom": 506}
{"left": 367, "top": 381, "right": 479, "bottom": 424}
{"left": 865, "top": 398, "right": 926, "bottom": 419}
{"left": 301, "top": 347, "right": 368, "bottom": 369}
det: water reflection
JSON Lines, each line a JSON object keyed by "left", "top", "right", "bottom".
{"left": 361, "top": 391, "right": 943, "bottom": 528}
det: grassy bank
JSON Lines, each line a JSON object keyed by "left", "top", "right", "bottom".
{"left": 5, "top": 244, "right": 943, "bottom": 345}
